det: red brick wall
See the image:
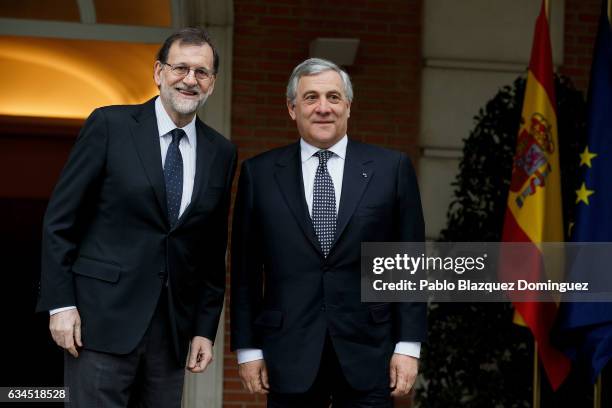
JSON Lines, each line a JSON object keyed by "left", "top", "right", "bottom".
{"left": 225, "top": 0, "right": 423, "bottom": 406}
{"left": 560, "top": 0, "right": 602, "bottom": 92}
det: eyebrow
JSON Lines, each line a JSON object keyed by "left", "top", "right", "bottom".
{"left": 168, "top": 62, "right": 212, "bottom": 70}
{"left": 302, "top": 90, "right": 342, "bottom": 96}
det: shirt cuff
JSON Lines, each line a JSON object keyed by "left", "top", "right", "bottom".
{"left": 237, "top": 348, "right": 264, "bottom": 364}
{"left": 49, "top": 306, "right": 77, "bottom": 315}
{"left": 394, "top": 341, "right": 421, "bottom": 358}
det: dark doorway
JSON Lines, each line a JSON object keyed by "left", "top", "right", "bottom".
{"left": 0, "top": 116, "right": 81, "bottom": 397}
{"left": 0, "top": 198, "right": 62, "bottom": 386}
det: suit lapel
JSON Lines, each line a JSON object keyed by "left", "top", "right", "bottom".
{"left": 173, "top": 119, "right": 217, "bottom": 229}
{"left": 129, "top": 98, "right": 168, "bottom": 224}
{"left": 274, "top": 143, "right": 323, "bottom": 256}
{"left": 333, "top": 140, "right": 374, "bottom": 248}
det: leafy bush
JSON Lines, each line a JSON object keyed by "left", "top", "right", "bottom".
{"left": 414, "top": 75, "right": 587, "bottom": 408}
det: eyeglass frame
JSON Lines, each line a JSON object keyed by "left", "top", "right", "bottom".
{"left": 162, "top": 62, "right": 215, "bottom": 82}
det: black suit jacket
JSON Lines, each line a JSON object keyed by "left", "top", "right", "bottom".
{"left": 37, "top": 98, "right": 237, "bottom": 365}
{"left": 230, "top": 139, "right": 426, "bottom": 393}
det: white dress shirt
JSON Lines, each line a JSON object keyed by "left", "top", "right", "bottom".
{"left": 50, "top": 97, "right": 197, "bottom": 316}
{"left": 237, "top": 136, "right": 421, "bottom": 364}
{"left": 155, "top": 96, "right": 197, "bottom": 217}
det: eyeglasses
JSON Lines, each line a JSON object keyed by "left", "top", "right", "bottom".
{"left": 163, "top": 63, "right": 214, "bottom": 81}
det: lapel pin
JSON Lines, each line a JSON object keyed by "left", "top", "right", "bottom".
{"left": 362, "top": 172, "right": 368, "bottom": 178}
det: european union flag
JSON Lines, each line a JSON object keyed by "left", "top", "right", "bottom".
{"left": 556, "top": 0, "right": 612, "bottom": 381}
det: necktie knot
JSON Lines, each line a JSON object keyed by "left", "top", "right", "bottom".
{"left": 315, "top": 150, "right": 333, "bottom": 166}
{"left": 170, "top": 128, "right": 186, "bottom": 144}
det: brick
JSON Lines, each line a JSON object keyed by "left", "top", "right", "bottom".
{"left": 360, "top": 10, "right": 400, "bottom": 22}
{"left": 234, "top": 14, "right": 259, "bottom": 25}
{"left": 562, "top": 0, "right": 600, "bottom": 91}
{"left": 261, "top": 0, "right": 294, "bottom": 4}
{"left": 259, "top": 17, "right": 296, "bottom": 27}
{"left": 366, "top": 22, "right": 390, "bottom": 32}
{"left": 578, "top": 35, "right": 596, "bottom": 45}
{"left": 224, "top": 380, "right": 245, "bottom": 390}
{"left": 578, "top": 13, "right": 599, "bottom": 23}
{"left": 236, "top": 4, "right": 267, "bottom": 14}
{"left": 223, "top": 392, "right": 258, "bottom": 402}
{"left": 269, "top": 5, "right": 293, "bottom": 16}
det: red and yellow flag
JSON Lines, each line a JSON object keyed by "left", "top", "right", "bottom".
{"left": 501, "top": 0, "right": 571, "bottom": 390}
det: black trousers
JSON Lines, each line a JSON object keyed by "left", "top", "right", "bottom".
{"left": 64, "top": 290, "right": 184, "bottom": 408}
{"left": 267, "top": 335, "right": 392, "bottom": 408}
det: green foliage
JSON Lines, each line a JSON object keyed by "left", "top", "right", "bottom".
{"left": 414, "top": 75, "right": 587, "bottom": 408}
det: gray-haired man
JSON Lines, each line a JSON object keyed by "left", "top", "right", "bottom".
{"left": 231, "top": 58, "right": 426, "bottom": 407}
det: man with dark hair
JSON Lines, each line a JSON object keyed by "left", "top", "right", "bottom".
{"left": 156, "top": 27, "right": 220, "bottom": 74}
{"left": 231, "top": 58, "right": 426, "bottom": 407}
{"left": 37, "top": 27, "right": 236, "bottom": 407}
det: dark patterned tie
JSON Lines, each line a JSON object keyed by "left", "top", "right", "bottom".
{"left": 164, "top": 128, "right": 185, "bottom": 227}
{"left": 312, "top": 150, "right": 336, "bottom": 257}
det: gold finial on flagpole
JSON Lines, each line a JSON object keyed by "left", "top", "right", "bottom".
{"left": 593, "top": 374, "right": 602, "bottom": 408}
{"left": 544, "top": 0, "right": 550, "bottom": 20}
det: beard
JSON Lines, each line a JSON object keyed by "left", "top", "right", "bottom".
{"left": 160, "top": 83, "right": 210, "bottom": 116}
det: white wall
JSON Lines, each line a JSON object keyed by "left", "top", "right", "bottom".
{"left": 419, "top": 0, "right": 564, "bottom": 238}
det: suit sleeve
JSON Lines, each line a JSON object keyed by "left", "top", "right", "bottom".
{"left": 194, "top": 145, "right": 237, "bottom": 341}
{"left": 394, "top": 153, "right": 428, "bottom": 343}
{"left": 36, "top": 108, "right": 108, "bottom": 312}
{"left": 230, "top": 160, "right": 264, "bottom": 350}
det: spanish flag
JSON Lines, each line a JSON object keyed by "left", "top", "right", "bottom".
{"left": 501, "top": 0, "right": 571, "bottom": 390}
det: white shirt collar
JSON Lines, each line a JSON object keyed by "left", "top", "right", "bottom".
{"left": 300, "top": 134, "right": 348, "bottom": 163}
{"left": 154, "top": 96, "right": 197, "bottom": 146}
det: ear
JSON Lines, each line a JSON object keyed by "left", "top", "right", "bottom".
{"left": 346, "top": 100, "right": 351, "bottom": 118}
{"left": 153, "top": 61, "right": 163, "bottom": 87}
{"left": 287, "top": 99, "right": 297, "bottom": 120}
{"left": 206, "top": 76, "right": 216, "bottom": 96}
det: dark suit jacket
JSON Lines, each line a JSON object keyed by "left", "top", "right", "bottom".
{"left": 37, "top": 98, "right": 237, "bottom": 365}
{"left": 230, "top": 139, "right": 426, "bottom": 393}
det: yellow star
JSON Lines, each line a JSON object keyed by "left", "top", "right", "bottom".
{"left": 575, "top": 182, "right": 595, "bottom": 205}
{"left": 579, "top": 146, "right": 598, "bottom": 167}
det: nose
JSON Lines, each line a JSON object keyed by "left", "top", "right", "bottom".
{"left": 315, "top": 97, "right": 332, "bottom": 114}
{"left": 182, "top": 69, "right": 198, "bottom": 86}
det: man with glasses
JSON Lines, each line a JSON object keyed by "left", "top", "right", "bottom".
{"left": 37, "top": 27, "right": 236, "bottom": 407}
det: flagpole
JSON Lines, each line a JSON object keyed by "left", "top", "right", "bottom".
{"left": 593, "top": 374, "right": 602, "bottom": 408}
{"left": 532, "top": 8, "right": 548, "bottom": 408}
{"left": 533, "top": 342, "right": 541, "bottom": 408}
{"left": 592, "top": 11, "right": 606, "bottom": 408}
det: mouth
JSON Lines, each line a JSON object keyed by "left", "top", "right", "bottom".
{"left": 176, "top": 88, "right": 199, "bottom": 97}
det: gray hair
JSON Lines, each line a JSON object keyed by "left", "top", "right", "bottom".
{"left": 286, "top": 58, "right": 353, "bottom": 105}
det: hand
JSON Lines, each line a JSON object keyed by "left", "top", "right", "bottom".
{"left": 187, "top": 336, "right": 213, "bottom": 373}
{"left": 389, "top": 353, "right": 418, "bottom": 397}
{"left": 49, "top": 309, "right": 82, "bottom": 358}
{"left": 238, "top": 359, "right": 269, "bottom": 394}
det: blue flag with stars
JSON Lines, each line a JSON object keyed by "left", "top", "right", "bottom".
{"left": 556, "top": 0, "right": 612, "bottom": 382}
